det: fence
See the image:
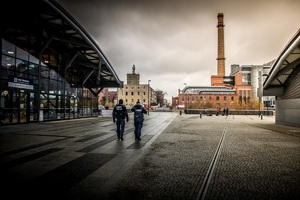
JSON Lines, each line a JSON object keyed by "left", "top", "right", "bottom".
{"left": 183, "top": 109, "right": 274, "bottom": 116}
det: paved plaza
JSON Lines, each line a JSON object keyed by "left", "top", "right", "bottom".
{"left": 0, "top": 112, "right": 299, "bottom": 199}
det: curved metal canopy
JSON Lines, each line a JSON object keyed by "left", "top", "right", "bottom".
{"left": 1, "top": 0, "right": 122, "bottom": 90}
{"left": 263, "top": 29, "right": 300, "bottom": 96}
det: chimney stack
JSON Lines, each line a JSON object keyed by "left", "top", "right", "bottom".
{"left": 217, "top": 13, "right": 225, "bottom": 76}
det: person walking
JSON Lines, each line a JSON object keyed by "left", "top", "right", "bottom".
{"left": 131, "top": 100, "right": 147, "bottom": 141}
{"left": 112, "top": 99, "right": 129, "bottom": 140}
{"left": 225, "top": 107, "right": 229, "bottom": 116}
{"left": 216, "top": 107, "right": 220, "bottom": 116}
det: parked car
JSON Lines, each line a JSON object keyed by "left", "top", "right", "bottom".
{"left": 98, "top": 105, "right": 105, "bottom": 110}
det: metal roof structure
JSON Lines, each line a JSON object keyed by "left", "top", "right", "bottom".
{"left": 263, "top": 29, "right": 300, "bottom": 96}
{"left": 1, "top": 0, "right": 122, "bottom": 95}
{"left": 182, "top": 86, "right": 235, "bottom": 94}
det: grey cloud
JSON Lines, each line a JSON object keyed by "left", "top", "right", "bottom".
{"left": 58, "top": 0, "right": 300, "bottom": 101}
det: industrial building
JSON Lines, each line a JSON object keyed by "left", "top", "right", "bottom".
{"left": 173, "top": 13, "right": 275, "bottom": 111}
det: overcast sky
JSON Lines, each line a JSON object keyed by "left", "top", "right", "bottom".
{"left": 57, "top": 0, "right": 300, "bottom": 102}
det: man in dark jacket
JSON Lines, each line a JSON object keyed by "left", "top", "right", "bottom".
{"left": 112, "top": 99, "right": 129, "bottom": 140}
{"left": 131, "top": 100, "right": 147, "bottom": 140}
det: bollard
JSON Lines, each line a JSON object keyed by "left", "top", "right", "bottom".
{"left": 180, "top": 110, "right": 182, "bottom": 115}
{"left": 260, "top": 114, "right": 263, "bottom": 120}
{"left": 200, "top": 113, "right": 202, "bottom": 118}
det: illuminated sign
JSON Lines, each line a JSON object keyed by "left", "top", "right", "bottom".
{"left": 8, "top": 76, "right": 34, "bottom": 90}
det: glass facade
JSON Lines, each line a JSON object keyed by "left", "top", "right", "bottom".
{"left": 0, "top": 39, "right": 99, "bottom": 125}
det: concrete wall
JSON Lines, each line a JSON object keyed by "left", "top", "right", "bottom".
{"left": 276, "top": 98, "right": 300, "bottom": 127}
{"left": 101, "top": 109, "right": 113, "bottom": 117}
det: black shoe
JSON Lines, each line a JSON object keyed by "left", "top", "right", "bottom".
{"left": 138, "top": 138, "right": 141, "bottom": 140}
{"left": 121, "top": 137, "right": 124, "bottom": 141}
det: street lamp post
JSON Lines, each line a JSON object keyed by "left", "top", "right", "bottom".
{"left": 148, "top": 80, "right": 151, "bottom": 115}
{"left": 183, "top": 83, "right": 187, "bottom": 112}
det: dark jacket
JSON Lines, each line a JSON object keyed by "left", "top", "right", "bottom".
{"left": 112, "top": 104, "right": 129, "bottom": 121}
{"left": 131, "top": 104, "right": 147, "bottom": 119}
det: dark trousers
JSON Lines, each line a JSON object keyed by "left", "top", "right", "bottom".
{"left": 134, "top": 118, "right": 143, "bottom": 139}
{"left": 116, "top": 118, "right": 125, "bottom": 138}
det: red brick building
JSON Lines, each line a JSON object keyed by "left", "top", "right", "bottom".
{"left": 172, "top": 13, "right": 257, "bottom": 110}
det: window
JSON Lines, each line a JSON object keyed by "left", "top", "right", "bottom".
{"left": 231, "top": 96, "right": 234, "bottom": 101}
{"left": 216, "top": 96, "right": 219, "bottom": 101}
{"left": 125, "top": 92, "right": 128, "bottom": 95}
{"left": 224, "top": 96, "right": 226, "bottom": 100}
{"left": 28, "top": 63, "right": 38, "bottom": 75}
{"left": 242, "top": 73, "right": 251, "bottom": 85}
{"left": 239, "top": 90, "right": 242, "bottom": 97}
{"left": 2, "top": 55, "right": 15, "bottom": 71}
{"left": 2, "top": 39, "right": 15, "bottom": 56}
{"left": 29, "top": 54, "right": 39, "bottom": 64}
{"left": 131, "top": 92, "right": 134, "bottom": 95}
{"left": 17, "top": 47, "right": 29, "bottom": 61}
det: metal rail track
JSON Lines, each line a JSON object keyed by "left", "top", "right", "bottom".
{"left": 196, "top": 123, "right": 229, "bottom": 200}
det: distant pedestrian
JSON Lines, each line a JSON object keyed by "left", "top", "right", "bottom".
{"left": 112, "top": 99, "right": 129, "bottom": 140}
{"left": 131, "top": 100, "right": 147, "bottom": 140}
{"left": 216, "top": 107, "right": 220, "bottom": 116}
{"left": 226, "top": 108, "right": 229, "bottom": 116}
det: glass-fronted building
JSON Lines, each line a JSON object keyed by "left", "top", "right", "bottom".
{"left": 0, "top": 0, "right": 122, "bottom": 125}
{"left": 1, "top": 39, "right": 99, "bottom": 124}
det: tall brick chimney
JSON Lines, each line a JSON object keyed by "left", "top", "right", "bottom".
{"left": 211, "top": 13, "right": 226, "bottom": 86}
{"left": 217, "top": 13, "right": 225, "bottom": 76}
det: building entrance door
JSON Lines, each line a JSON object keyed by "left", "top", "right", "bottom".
{"left": 12, "top": 90, "right": 36, "bottom": 123}
{"left": 18, "top": 91, "right": 30, "bottom": 123}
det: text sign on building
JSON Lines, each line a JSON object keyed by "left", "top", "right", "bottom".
{"left": 8, "top": 76, "right": 34, "bottom": 90}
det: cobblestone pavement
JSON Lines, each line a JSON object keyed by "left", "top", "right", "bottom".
{"left": 105, "top": 114, "right": 300, "bottom": 200}
{"left": 0, "top": 113, "right": 299, "bottom": 200}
